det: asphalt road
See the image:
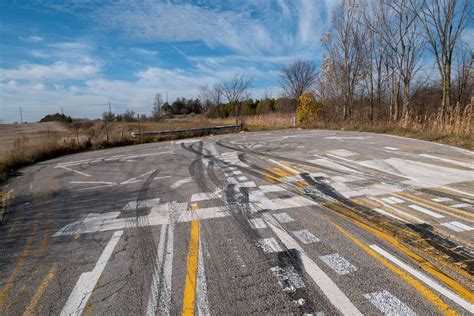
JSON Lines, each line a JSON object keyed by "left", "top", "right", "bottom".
{"left": 1, "top": 130, "right": 473, "bottom": 315}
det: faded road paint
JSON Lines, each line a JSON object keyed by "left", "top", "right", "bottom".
{"left": 182, "top": 220, "right": 200, "bottom": 315}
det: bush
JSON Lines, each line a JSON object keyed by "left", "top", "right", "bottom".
{"left": 40, "top": 113, "right": 72, "bottom": 123}
{"left": 297, "top": 92, "right": 323, "bottom": 124}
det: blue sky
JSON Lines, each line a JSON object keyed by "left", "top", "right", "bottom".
{"left": 0, "top": 0, "right": 338, "bottom": 123}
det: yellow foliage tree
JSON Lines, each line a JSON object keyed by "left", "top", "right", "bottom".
{"left": 297, "top": 92, "right": 323, "bottom": 124}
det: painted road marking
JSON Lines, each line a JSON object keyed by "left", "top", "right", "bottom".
{"left": 442, "top": 221, "right": 473, "bottom": 232}
{"left": 258, "top": 238, "right": 283, "bottom": 253}
{"left": 408, "top": 204, "right": 444, "bottom": 218}
{"left": 364, "top": 290, "right": 415, "bottom": 315}
{"left": 123, "top": 198, "right": 160, "bottom": 210}
{"left": 441, "top": 222, "right": 464, "bottom": 232}
{"left": 23, "top": 263, "right": 57, "bottom": 315}
{"left": 271, "top": 265, "right": 305, "bottom": 291}
{"left": 146, "top": 224, "right": 167, "bottom": 316}
{"left": 120, "top": 170, "right": 156, "bottom": 185}
{"left": 237, "top": 176, "right": 248, "bottom": 181}
{"left": 182, "top": 220, "right": 200, "bottom": 315}
{"left": 380, "top": 196, "right": 404, "bottom": 204}
{"left": 334, "top": 224, "right": 460, "bottom": 314}
{"left": 368, "top": 197, "right": 425, "bottom": 223}
{"left": 419, "top": 154, "right": 474, "bottom": 169}
{"left": 235, "top": 181, "right": 257, "bottom": 188}
{"left": 452, "top": 203, "right": 472, "bottom": 208}
{"left": 191, "top": 190, "right": 222, "bottom": 202}
{"left": 61, "top": 230, "right": 123, "bottom": 316}
{"left": 160, "top": 221, "right": 174, "bottom": 315}
{"left": 196, "top": 232, "right": 209, "bottom": 316}
{"left": 432, "top": 197, "right": 452, "bottom": 203}
{"left": 56, "top": 165, "right": 92, "bottom": 177}
{"left": 327, "top": 149, "right": 357, "bottom": 157}
{"left": 259, "top": 184, "right": 290, "bottom": 193}
{"left": 372, "top": 207, "right": 407, "bottom": 223}
{"left": 319, "top": 253, "right": 357, "bottom": 275}
{"left": 248, "top": 218, "right": 267, "bottom": 229}
{"left": 383, "top": 147, "right": 398, "bottom": 151}
{"left": 171, "top": 177, "right": 193, "bottom": 189}
{"left": 292, "top": 230, "right": 320, "bottom": 244}
{"left": 273, "top": 212, "right": 295, "bottom": 223}
{"left": 441, "top": 186, "right": 474, "bottom": 198}
{"left": 263, "top": 214, "right": 362, "bottom": 315}
{"left": 369, "top": 244, "right": 474, "bottom": 313}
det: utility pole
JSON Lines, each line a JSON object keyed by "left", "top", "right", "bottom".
{"left": 20, "top": 107, "right": 23, "bottom": 124}
{"left": 108, "top": 100, "right": 112, "bottom": 116}
{"left": 166, "top": 91, "right": 168, "bottom": 103}
{"left": 61, "top": 106, "right": 64, "bottom": 115}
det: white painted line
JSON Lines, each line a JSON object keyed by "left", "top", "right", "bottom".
{"left": 449, "top": 221, "right": 473, "bottom": 231}
{"left": 271, "top": 265, "right": 305, "bottom": 291}
{"left": 191, "top": 192, "right": 220, "bottom": 202}
{"left": 170, "top": 177, "right": 193, "bottom": 189}
{"left": 419, "top": 154, "right": 474, "bottom": 169}
{"left": 461, "top": 198, "right": 474, "bottom": 204}
{"left": 408, "top": 204, "right": 444, "bottom": 218}
{"left": 292, "top": 230, "right": 320, "bottom": 244}
{"left": 196, "top": 230, "right": 210, "bottom": 316}
{"left": 373, "top": 208, "right": 408, "bottom": 223}
{"left": 258, "top": 238, "right": 282, "bottom": 253}
{"left": 389, "top": 197, "right": 404, "bottom": 204}
{"left": 226, "top": 177, "right": 238, "bottom": 184}
{"left": 452, "top": 203, "right": 471, "bottom": 208}
{"left": 235, "top": 181, "right": 256, "bottom": 188}
{"left": 160, "top": 222, "right": 174, "bottom": 315}
{"left": 237, "top": 176, "right": 248, "bottom": 181}
{"left": 263, "top": 214, "right": 362, "bottom": 315}
{"left": 370, "top": 197, "right": 425, "bottom": 223}
{"left": 383, "top": 147, "right": 398, "bottom": 151}
{"left": 273, "top": 212, "right": 295, "bottom": 223}
{"left": 248, "top": 218, "right": 267, "bottom": 229}
{"left": 121, "top": 151, "right": 173, "bottom": 160}
{"left": 319, "top": 253, "right": 357, "bottom": 275}
{"left": 364, "top": 290, "right": 415, "bottom": 315}
{"left": 146, "top": 224, "right": 167, "bottom": 316}
{"left": 441, "top": 222, "right": 464, "bottom": 232}
{"left": 121, "top": 170, "right": 156, "bottom": 185}
{"left": 370, "top": 245, "right": 474, "bottom": 313}
{"left": 232, "top": 170, "right": 242, "bottom": 175}
{"left": 327, "top": 149, "right": 357, "bottom": 157}
{"left": 442, "top": 186, "right": 474, "bottom": 198}
{"left": 61, "top": 231, "right": 123, "bottom": 316}
{"left": 123, "top": 198, "right": 161, "bottom": 210}
{"left": 56, "top": 166, "right": 92, "bottom": 177}
{"left": 259, "top": 184, "right": 287, "bottom": 193}
{"left": 432, "top": 197, "right": 452, "bottom": 203}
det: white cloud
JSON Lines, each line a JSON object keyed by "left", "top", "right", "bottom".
{"left": 21, "top": 35, "right": 44, "bottom": 42}
{"left": 0, "top": 61, "right": 100, "bottom": 81}
{"left": 130, "top": 47, "right": 158, "bottom": 56}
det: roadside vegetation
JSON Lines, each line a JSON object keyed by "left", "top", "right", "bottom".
{"left": 1, "top": 0, "right": 472, "bottom": 182}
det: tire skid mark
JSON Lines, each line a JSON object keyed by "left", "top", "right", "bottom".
{"left": 183, "top": 141, "right": 324, "bottom": 314}
{"left": 213, "top": 141, "right": 473, "bottom": 302}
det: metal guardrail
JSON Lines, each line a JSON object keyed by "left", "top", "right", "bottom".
{"left": 131, "top": 124, "right": 242, "bottom": 138}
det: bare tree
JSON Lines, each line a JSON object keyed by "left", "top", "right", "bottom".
{"left": 454, "top": 43, "right": 473, "bottom": 106}
{"left": 221, "top": 75, "right": 253, "bottom": 103}
{"left": 198, "top": 85, "right": 211, "bottom": 112}
{"left": 279, "top": 60, "right": 318, "bottom": 101}
{"left": 208, "top": 83, "right": 224, "bottom": 106}
{"left": 419, "top": 0, "right": 471, "bottom": 119}
{"left": 151, "top": 93, "right": 163, "bottom": 120}
{"left": 330, "top": 0, "right": 364, "bottom": 120}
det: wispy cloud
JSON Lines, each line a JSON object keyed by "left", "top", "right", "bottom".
{"left": 130, "top": 47, "right": 158, "bottom": 56}
{"left": 21, "top": 35, "right": 44, "bottom": 42}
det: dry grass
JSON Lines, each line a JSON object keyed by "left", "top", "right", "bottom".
{"left": 1, "top": 108, "right": 472, "bottom": 182}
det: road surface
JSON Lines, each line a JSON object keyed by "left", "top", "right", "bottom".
{"left": 1, "top": 130, "right": 473, "bottom": 315}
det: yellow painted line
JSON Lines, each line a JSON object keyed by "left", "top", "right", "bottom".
{"left": 182, "top": 219, "right": 200, "bottom": 315}
{"left": 395, "top": 192, "right": 474, "bottom": 223}
{"left": 398, "top": 192, "right": 474, "bottom": 218}
{"left": 322, "top": 202, "right": 474, "bottom": 297}
{"left": 190, "top": 203, "right": 199, "bottom": 211}
{"left": 36, "top": 234, "right": 49, "bottom": 257}
{"left": 0, "top": 235, "right": 34, "bottom": 309}
{"left": 333, "top": 223, "right": 459, "bottom": 315}
{"left": 23, "top": 263, "right": 57, "bottom": 316}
